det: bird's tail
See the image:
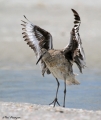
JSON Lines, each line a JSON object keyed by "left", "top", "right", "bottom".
{"left": 66, "top": 75, "right": 80, "bottom": 85}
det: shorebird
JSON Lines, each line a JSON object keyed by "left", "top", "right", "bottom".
{"left": 21, "top": 9, "right": 86, "bottom": 107}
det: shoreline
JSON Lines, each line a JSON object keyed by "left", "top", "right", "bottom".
{"left": 0, "top": 102, "right": 101, "bottom": 120}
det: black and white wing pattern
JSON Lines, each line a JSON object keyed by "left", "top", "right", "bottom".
{"left": 21, "top": 16, "right": 53, "bottom": 58}
{"left": 64, "top": 9, "right": 86, "bottom": 73}
{"left": 21, "top": 16, "right": 53, "bottom": 76}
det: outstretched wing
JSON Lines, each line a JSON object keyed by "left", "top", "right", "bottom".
{"left": 21, "top": 16, "right": 53, "bottom": 58}
{"left": 64, "top": 9, "right": 86, "bottom": 73}
{"left": 21, "top": 16, "right": 53, "bottom": 76}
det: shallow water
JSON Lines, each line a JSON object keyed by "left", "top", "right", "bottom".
{"left": 0, "top": 69, "right": 101, "bottom": 110}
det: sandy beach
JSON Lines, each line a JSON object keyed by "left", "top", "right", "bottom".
{"left": 0, "top": 102, "right": 101, "bottom": 120}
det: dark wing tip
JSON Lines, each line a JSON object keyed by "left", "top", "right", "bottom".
{"left": 23, "top": 15, "right": 32, "bottom": 24}
{"left": 23, "top": 15, "right": 28, "bottom": 21}
{"left": 71, "top": 9, "right": 78, "bottom": 14}
{"left": 23, "top": 15, "right": 27, "bottom": 19}
{"left": 21, "top": 20, "right": 27, "bottom": 24}
{"left": 71, "top": 9, "right": 80, "bottom": 21}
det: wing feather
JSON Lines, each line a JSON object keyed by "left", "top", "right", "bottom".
{"left": 64, "top": 9, "right": 86, "bottom": 73}
{"left": 21, "top": 16, "right": 53, "bottom": 75}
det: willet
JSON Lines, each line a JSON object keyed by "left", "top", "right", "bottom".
{"left": 21, "top": 9, "right": 86, "bottom": 107}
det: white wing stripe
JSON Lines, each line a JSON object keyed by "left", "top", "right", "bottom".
{"left": 22, "top": 15, "right": 53, "bottom": 60}
{"left": 23, "top": 23, "right": 41, "bottom": 58}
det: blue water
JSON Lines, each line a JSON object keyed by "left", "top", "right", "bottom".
{"left": 0, "top": 69, "right": 101, "bottom": 110}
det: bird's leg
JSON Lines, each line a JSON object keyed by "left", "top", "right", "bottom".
{"left": 49, "top": 78, "right": 60, "bottom": 107}
{"left": 63, "top": 80, "right": 66, "bottom": 107}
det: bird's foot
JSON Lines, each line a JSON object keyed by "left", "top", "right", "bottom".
{"left": 63, "top": 105, "right": 65, "bottom": 107}
{"left": 49, "top": 98, "right": 60, "bottom": 107}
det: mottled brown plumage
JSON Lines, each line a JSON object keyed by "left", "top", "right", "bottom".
{"left": 21, "top": 9, "right": 86, "bottom": 107}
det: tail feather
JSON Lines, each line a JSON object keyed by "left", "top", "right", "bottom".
{"left": 66, "top": 75, "right": 80, "bottom": 85}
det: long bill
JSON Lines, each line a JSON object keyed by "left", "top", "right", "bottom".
{"left": 36, "top": 52, "right": 46, "bottom": 65}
